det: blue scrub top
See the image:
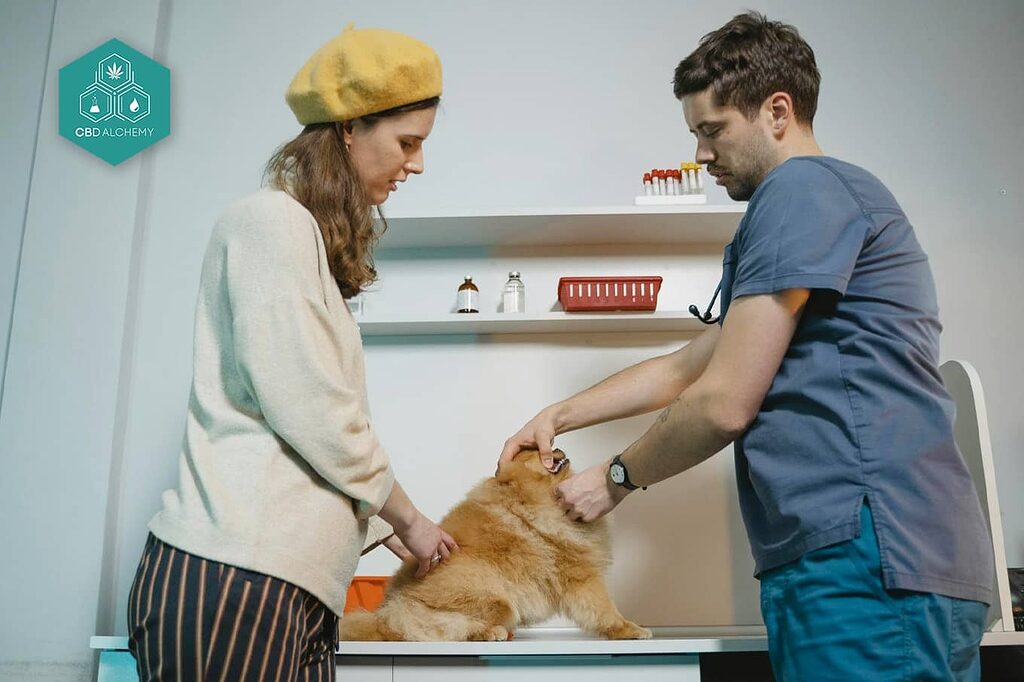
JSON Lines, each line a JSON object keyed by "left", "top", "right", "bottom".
{"left": 719, "top": 156, "right": 993, "bottom": 604}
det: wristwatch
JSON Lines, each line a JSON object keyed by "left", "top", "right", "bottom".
{"left": 608, "top": 454, "right": 646, "bottom": 491}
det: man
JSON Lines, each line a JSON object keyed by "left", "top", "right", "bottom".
{"left": 499, "top": 11, "right": 993, "bottom": 681}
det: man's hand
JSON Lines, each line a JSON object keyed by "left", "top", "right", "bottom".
{"left": 554, "top": 459, "right": 631, "bottom": 522}
{"left": 497, "top": 407, "right": 560, "bottom": 473}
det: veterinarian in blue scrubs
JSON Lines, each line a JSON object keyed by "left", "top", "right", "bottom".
{"left": 126, "top": 25, "right": 457, "bottom": 681}
{"left": 501, "top": 12, "right": 993, "bottom": 681}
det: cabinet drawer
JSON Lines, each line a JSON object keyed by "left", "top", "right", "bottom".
{"left": 337, "top": 655, "right": 392, "bottom": 682}
{"left": 392, "top": 654, "right": 700, "bottom": 681}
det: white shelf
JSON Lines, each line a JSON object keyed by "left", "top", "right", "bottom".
{"left": 356, "top": 311, "right": 707, "bottom": 336}
{"left": 376, "top": 204, "right": 746, "bottom": 249}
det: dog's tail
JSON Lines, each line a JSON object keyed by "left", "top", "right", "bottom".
{"left": 338, "top": 611, "right": 392, "bottom": 641}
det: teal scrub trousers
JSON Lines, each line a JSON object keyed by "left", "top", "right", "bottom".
{"left": 759, "top": 502, "right": 989, "bottom": 681}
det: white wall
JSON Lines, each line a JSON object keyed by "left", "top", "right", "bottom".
{"left": 2, "top": 1, "right": 1022, "bottom": 677}
{"left": 0, "top": 0, "right": 54, "bottom": 432}
{"left": 0, "top": 1, "right": 163, "bottom": 679}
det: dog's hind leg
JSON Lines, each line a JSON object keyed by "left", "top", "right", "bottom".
{"left": 460, "top": 597, "right": 517, "bottom": 641}
{"left": 468, "top": 624, "right": 510, "bottom": 641}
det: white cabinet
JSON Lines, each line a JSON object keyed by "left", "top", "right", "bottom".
{"left": 337, "top": 626, "right": 760, "bottom": 680}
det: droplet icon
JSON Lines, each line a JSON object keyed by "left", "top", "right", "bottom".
{"left": 129, "top": 98, "right": 140, "bottom": 113}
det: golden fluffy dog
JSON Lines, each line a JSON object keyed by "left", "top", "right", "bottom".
{"left": 339, "top": 449, "right": 651, "bottom": 641}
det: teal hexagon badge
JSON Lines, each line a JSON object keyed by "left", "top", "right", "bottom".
{"left": 59, "top": 39, "right": 170, "bottom": 165}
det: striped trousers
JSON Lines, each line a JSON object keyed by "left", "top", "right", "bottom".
{"left": 127, "top": 534, "right": 337, "bottom": 682}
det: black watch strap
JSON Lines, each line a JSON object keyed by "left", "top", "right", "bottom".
{"left": 610, "top": 454, "right": 647, "bottom": 491}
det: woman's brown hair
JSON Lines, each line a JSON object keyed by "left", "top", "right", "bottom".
{"left": 263, "top": 97, "right": 440, "bottom": 298}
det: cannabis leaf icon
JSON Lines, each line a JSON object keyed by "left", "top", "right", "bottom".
{"left": 106, "top": 63, "right": 123, "bottom": 80}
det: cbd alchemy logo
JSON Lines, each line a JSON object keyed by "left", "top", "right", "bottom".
{"left": 59, "top": 38, "right": 170, "bottom": 165}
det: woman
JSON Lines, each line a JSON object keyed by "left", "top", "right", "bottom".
{"left": 127, "top": 25, "right": 456, "bottom": 681}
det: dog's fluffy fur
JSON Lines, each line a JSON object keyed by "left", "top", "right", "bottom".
{"left": 339, "top": 449, "right": 652, "bottom": 641}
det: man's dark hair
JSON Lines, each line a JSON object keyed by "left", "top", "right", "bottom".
{"left": 673, "top": 11, "right": 820, "bottom": 125}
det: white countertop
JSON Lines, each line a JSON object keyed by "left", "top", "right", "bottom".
{"left": 91, "top": 626, "right": 1024, "bottom": 656}
{"left": 337, "top": 626, "right": 768, "bottom": 657}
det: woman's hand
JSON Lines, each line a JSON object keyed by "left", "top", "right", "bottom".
{"left": 392, "top": 512, "right": 458, "bottom": 578}
{"left": 381, "top": 533, "right": 412, "bottom": 561}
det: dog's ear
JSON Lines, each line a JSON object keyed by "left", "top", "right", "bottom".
{"left": 495, "top": 460, "right": 516, "bottom": 485}
{"left": 496, "top": 449, "right": 536, "bottom": 484}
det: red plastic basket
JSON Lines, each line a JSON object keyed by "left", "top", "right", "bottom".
{"left": 343, "top": 576, "right": 389, "bottom": 614}
{"left": 558, "top": 276, "right": 663, "bottom": 312}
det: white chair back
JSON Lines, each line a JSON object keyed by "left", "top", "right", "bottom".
{"left": 940, "top": 359, "right": 1014, "bottom": 632}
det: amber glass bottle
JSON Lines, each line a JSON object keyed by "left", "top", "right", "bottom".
{"left": 457, "top": 276, "right": 479, "bottom": 313}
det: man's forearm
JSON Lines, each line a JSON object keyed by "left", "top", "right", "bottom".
{"left": 552, "top": 327, "right": 720, "bottom": 435}
{"left": 619, "top": 376, "right": 742, "bottom": 488}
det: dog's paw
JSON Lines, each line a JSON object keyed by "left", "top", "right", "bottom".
{"left": 470, "top": 625, "right": 510, "bottom": 641}
{"left": 603, "top": 620, "right": 653, "bottom": 640}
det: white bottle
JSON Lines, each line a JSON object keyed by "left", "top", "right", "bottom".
{"left": 502, "top": 272, "right": 525, "bottom": 313}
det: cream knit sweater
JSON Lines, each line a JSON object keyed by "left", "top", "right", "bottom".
{"left": 149, "top": 189, "right": 395, "bottom": 616}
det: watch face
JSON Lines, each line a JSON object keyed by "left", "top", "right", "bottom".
{"left": 610, "top": 464, "right": 625, "bottom": 484}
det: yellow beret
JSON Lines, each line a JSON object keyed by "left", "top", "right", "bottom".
{"left": 285, "top": 24, "right": 442, "bottom": 125}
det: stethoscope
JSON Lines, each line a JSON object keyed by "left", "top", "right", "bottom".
{"left": 688, "top": 280, "right": 722, "bottom": 325}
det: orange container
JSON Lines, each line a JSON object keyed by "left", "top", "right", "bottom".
{"left": 344, "top": 576, "right": 389, "bottom": 613}
{"left": 558, "top": 276, "right": 663, "bottom": 312}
